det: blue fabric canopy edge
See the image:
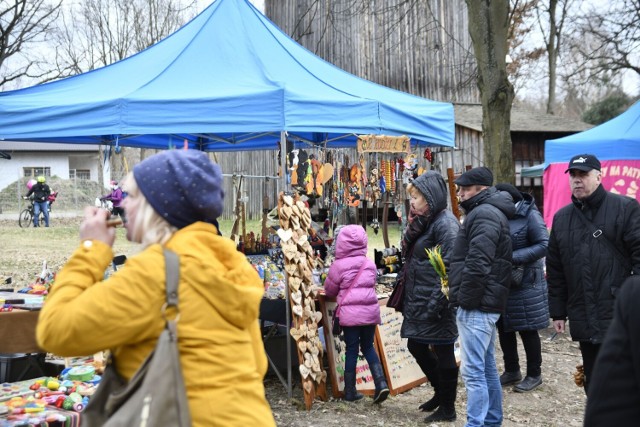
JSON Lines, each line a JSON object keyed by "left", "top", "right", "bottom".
{"left": 0, "top": 0, "right": 454, "bottom": 151}
{"left": 545, "top": 101, "right": 640, "bottom": 163}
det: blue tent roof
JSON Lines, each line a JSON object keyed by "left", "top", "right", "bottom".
{"left": 0, "top": 0, "right": 454, "bottom": 151}
{"left": 545, "top": 100, "right": 640, "bottom": 163}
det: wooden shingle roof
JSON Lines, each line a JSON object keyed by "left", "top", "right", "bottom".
{"left": 454, "top": 104, "right": 593, "bottom": 133}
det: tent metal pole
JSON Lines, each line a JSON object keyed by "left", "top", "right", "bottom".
{"left": 280, "top": 130, "right": 293, "bottom": 398}
{"left": 222, "top": 173, "right": 279, "bottom": 179}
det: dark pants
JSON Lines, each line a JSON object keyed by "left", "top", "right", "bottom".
{"left": 497, "top": 319, "right": 542, "bottom": 377}
{"left": 343, "top": 325, "right": 381, "bottom": 373}
{"left": 579, "top": 341, "right": 601, "bottom": 394}
{"left": 112, "top": 206, "right": 125, "bottom": 217}
{"left": 407, "top": 340, "right": 457, "bottom": 375}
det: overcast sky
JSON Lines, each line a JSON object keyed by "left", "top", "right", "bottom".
{"left": 196, "top": 0, "right": 264, "bottom": 13}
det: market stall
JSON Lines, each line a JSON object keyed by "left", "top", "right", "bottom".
{"left": 0, "top": 0, "right": 457, "bottom": 412}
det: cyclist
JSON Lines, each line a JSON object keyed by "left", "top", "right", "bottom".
{"left": 24, "top": 176, "right": 52, "bottom": 227}
{"left": 100, "top": 180, "right": 124, "bottom": 217}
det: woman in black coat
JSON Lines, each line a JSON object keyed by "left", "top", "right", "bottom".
{"left": 400, "top": 171, "right": 460, "bottom": 423}
{"left": 495, "top": 184, "right": 549, "bottom": 392}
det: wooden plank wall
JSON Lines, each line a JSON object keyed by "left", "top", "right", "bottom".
{"left": 264, "top": 0, "right": 479, "bottom": 104}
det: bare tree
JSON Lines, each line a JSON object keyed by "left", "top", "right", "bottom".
{"left": 576, "top": 0, "right": 640, "bottom": 81}
{"left": 535, "top": 0, "right": 576, "bottom": 114}
{"left": 52, "top": 0, "right": 197, "bottom": 76}
{"left": 466, "top": 0, "right": 515, "bottom": 183}
{"left": 0, "top": 0, "right": 62, "bottom": 89}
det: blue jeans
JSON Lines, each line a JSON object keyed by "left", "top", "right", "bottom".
{"left": 457, "top": 308, "right": 502, "bottom": 427}
{"left": 342, "top": 325, "right": 380, "bottom": 373}
{"left": 33, "top": 201, "right": 49, "bottom": 227}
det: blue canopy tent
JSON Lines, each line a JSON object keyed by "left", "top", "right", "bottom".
{"left": 542, "top": 100, "right": 640, "bottom": 225}
{"left": 0, "top": 0, "right": 454, "bottom": 151}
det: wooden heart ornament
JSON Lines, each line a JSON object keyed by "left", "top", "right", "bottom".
{"left": 299, "top": 364, "right": 311, "bottom": 379}
{"left": 282, "top": 242, "right": 298, "bottom": 261}
{"left": 303, "top": 380, "right": 313, "bottom": 393}
{"left": 281, "top": 205, "right": 293, "bottom": 219}
{"left": 284, "top": 263, "right": 298, "bottom": 276}
{"left": 288, "top": 277, "right": 301, "bottom": 291}
{"left": 292, "top": 304, "right": 303, "bottom": 317}
{"left": 313, "top": 311, "right": 323, "bottom": 323}
{"left": 291, "top": 290, "right": 302, "bottom": 304}
{"left": 290, "top": 328, "right": 304, "bottom": 341}
{"left": 276, "top": 228, "right": 293, "bottom": 243}
{"left": 320, "top": 163, "right": 334, "bottom": 184}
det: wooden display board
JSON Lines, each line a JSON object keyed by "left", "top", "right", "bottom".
{"left": 317, "top": 295, "right": 376, "bottom": 398}
{"left": 375, "top": 299, "right": 428, "bottom": 395}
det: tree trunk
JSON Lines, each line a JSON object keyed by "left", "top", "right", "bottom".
{"left": 466, "top": 0, "right": 515, "bottom": 185}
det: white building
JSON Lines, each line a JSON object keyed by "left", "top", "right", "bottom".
{"left": 0, "top": 141, "right": 100, "bottom": 192}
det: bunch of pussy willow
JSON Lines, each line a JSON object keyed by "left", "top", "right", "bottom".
{"left": 426, "top": 245, "right": 448, "bottom": 299}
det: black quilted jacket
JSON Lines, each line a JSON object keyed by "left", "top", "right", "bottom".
{"left": 449, "top": 187, "right": 515, "bottom": 313}
{"left": 546, "top": 184, "right": 640, "bottom": 343}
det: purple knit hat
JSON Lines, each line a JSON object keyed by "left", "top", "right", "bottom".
{"left": 133, "top": 150, "right": 224, "bottom": 229}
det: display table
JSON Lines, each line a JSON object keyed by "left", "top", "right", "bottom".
{"left": 0, "top": 310, "right": 41, "bottom": 354}
{"left": 0, "top": 377, "right": 81, "bottom": 426}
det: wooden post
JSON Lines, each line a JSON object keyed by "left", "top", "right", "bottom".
{"left": 382, "top": 192, "right": 391, "bottom": 248}
{"left": 447, "top": 168, "right": 461, "bottom": 220}
{"left": 361, "top": 200, "right": 367, "bottom": 231}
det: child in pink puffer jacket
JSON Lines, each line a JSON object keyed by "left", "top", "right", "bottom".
{"left": 324, "top": 225, "right": 389, "bottom": 404}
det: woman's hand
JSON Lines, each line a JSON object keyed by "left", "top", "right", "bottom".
{"left": 80, "top": 206, "right": 116, "bottom": 247}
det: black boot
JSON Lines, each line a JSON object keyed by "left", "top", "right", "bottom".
{"left": 424, "top": 367, "right": 457, "bottom": 423}
{"left": 411, "top": 349, "right": 440, "bottom": 411}
{"left": 343, "top": 371, "right": 363, "bottom": 402}
{"left": 369, "top": 361, "right": 390, "bottom": 404}
{"left": 419, "top": 394, "right": 439, "bottom": 412}
{"left": 418, "top": 372, "right": 440, "bottom": 412}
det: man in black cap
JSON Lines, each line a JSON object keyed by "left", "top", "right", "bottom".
{"left": 547, "top": 153, "right": 640, "bottom": 395}
{"left": 448, "top": 166, "right": 515, "bottom": 427}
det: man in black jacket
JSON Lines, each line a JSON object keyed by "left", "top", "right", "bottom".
{"left": 24, "top": 176, "right": 52, "bottom": 227}
{"left": 584, "top": 276, "right": 640, "bottom": 426}
{"left": 449, "top": 166, "right": 515, "bottom": 427}
{"left": 546, "top": 153, "right": 640, "bottom": 395}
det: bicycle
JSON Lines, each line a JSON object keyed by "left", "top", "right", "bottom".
{"left": 19, "top": 192, "right": 58, "bottom": 228}
{"left": 95, "top": 197, "right": 114, "bottom": 213}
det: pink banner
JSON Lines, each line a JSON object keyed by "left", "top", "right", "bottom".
{"left": 543, "top": 160, "right": 640, "bottom": 227}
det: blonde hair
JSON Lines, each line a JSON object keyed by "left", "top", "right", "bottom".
{"left": 124, "top": 173, "right": 177, "bottom": 247}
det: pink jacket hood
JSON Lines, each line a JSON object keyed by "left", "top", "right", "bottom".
{"left": 324, "top": 225, "right": 381, "bottom": 326}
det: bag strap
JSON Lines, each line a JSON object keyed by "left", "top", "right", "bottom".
{"left": 336, "top": 261, "right": 369, "bottom": 316}
{"left": 572, "top": 206, "right": 630, "bottom": 270}
{"left": 163, "top": 249, "right": 180, "bottom": 308}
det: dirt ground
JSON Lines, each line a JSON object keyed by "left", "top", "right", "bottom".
{"left": 265, "top": 324, "right": 587, "bottom": 427}
{"left": 0, "top": 218, "right": 587, "bottom": 426}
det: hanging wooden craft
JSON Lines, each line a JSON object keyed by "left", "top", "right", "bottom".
{"left": 347, "top": 164, "right": 362, "bottom": 207}
{"left": 290, "top": 149, "right": 300, "bottom": 185}
{"left": 230, "top": 175, "right": 244, "bottom": 242}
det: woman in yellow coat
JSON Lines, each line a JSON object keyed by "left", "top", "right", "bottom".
{"left": 36, "top": 150, "right": 275, "bottom": 427}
